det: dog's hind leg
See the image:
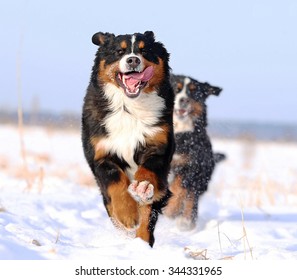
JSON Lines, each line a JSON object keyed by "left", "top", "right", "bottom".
{"left": 176, "top": 191, "right": 197, "bottom": 231}
{"left": 163, "top": 175, "right": 186, "bottom": 218}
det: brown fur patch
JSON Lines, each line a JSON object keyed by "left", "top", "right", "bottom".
{"left": 134, "top": 167, "right": 165, "bottom": 201}
{"left": 191, "top": 101, "right": 203, "bottom": 118}
{"left": 164, "top": 176, "right": 186, "bottom": 217}
{"left": 182, "top": 192, "right": 195, "bottom": 220}
{"left": 120, "top": 40, "right": 127, "bottom": 49}
{"left": 90, "top": 136, "right": 108, "bottom": 161}
{"left": 188, "top": 83, "right": 197, "bottom": 92}
{"left": 138, "top": 41, "right": 145, "bottom": 49}
{"left": 106, "top": 171, "right": 139, "bottom": 228}
{"left": 143, "top": 57, "right": 165, "bottom": 93}
{"left": 97, "top": 33, "right": 107, "bottom": 45}
{"left": 146, "top": 125, "right": 169, "bottom": 146}
{"left": 136, "top": 204, "right": 152, "bottom": 243}
{"left": 98, "top": 60, "right": 119, "bottom": 87}
{"left": 177, "top": 82, "right": 183, "bottom": 91}
{"left": 171, "top": 154, "right": 189, "bottom": 168}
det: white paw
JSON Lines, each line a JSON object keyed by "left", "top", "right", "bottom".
{"left": 128, "top": 180, "right": 154, "bottom": 204}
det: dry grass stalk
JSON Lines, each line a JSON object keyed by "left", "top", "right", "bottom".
{"left": 32, "top": 239, "right": 42, "bottom": 246}
{"left": 219, "top": 256, "right": 234, "bottom": 260}
{"left": 239, "top": 200, "right": 254, "bottom": 260}
{"left": 16, "top": 33, "right": 32, "bottom": 190}
{"left": 37, "top": 167, "right": 44, "bottom": 193}
{"left": 184, "top": 247, "right": 209, "bottom": 260}
{"left": 76, "top": 171, "right": 96, "bottom": 187}
{"left": 55, "top": 229, "right": 61, "bottom": 244}
{"left": 27, "top": 151, "right": 51, "bottom": 164}
{"left": 217, "top": 221, "right": 237, "bottom": 260}
{"left": 217, "top": 221, "right": 223, "bottom": 255}
{"left": 0, "top": 157, "right": 9, "bottom": 170}
{"left": 241, "top": 134, "right": 256, "bottom": 170}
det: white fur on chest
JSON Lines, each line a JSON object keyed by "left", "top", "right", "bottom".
{"left": 173, "top": 115, "right": 194, "bottom": 133}
{"left": 101, "top": 83, "right": 165, "bottom": 179}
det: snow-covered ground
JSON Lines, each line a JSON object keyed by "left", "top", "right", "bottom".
{"left": 0, "top": 124, "right": 297, "bottom": 260}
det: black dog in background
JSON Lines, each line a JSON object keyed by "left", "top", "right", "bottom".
{"left": 164, "top": 74, "right": 225, "bottom": 230}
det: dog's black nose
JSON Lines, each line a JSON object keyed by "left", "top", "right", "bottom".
{"left": 127, "top": 56, "right": 141, "bottom": 69}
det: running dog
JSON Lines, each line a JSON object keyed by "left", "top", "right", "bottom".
{"left": 82, "top": 31, "right": 175, "bottom": 246}
{"left": 164, "top": 74, "right": 225, "bottom": 230}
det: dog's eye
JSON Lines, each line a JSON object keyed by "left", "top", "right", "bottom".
{"left": 140, "top": 48, "right": 147, "bottom": 56}
{"left": 117, "top": 49, "right": 125, "bottom": 56}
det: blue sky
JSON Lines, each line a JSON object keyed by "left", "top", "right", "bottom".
{"left": 1, "top": 0, "right": 296, "bottom": 124}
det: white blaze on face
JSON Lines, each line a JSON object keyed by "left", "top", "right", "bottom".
{"left": 131, "top": 34, "right": 136, "bottom": 54}
{"left": 119, "top": 35, "right": 143, "bottom": 73}
{"left": 173, "top": 77, "right": 194, "bottom": 133}
{"left": 174, "top": 77, "right": 190, "bottom": 110}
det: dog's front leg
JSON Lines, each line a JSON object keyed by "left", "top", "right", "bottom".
{"left": 127, "top": 128, "right": 174, "bottom": 246}
{"left": 128, "top": 165, "right": 168, "bottom": 247}
{"left": 93, "top": 160, "right": 139, "bottom": 229}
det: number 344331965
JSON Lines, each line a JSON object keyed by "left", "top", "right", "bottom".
{"left": 168, "top": 266, "right": 223, "bottom": 276}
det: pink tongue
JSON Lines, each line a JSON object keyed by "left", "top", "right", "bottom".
{"left": 124, "top": 66, "right": 154, "bottom": 90}
{"left": 176, "top": 109, "right": 188, "bottom": 117}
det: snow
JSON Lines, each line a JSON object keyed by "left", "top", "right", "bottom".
{"left": 1, "top": 124, "right": 297, "bottom": 260}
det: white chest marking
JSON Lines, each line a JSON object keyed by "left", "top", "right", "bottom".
{"left": 173, "top": 114, "right": 194, "bottom": 133}
{"left": 100, "top": 83, "right": 165, "bottom": 180}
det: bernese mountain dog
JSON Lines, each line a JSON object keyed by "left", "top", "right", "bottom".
{"left": 81, "top": 31, "right": 175, "bottom": 247}
{"left": 164, "top": 74, "right": 225, "bottom": 231}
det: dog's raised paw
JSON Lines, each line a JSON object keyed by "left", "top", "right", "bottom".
{"left": 128, "top": 180, "right": 154, "bottom": 204}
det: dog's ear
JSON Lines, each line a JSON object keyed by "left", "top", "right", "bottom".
{"left": 92, "top": 32, "right": 115, "bottom": 46}
{"left": 204, "top": 82, "right": 222, "bottom": 97}
{"left": 144, "top": 31, "right": 155, "bottom": 41}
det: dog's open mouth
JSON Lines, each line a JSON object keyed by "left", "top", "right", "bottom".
{"left": 175, "top": 109, "right": 191, "bottom": 118}
{"left": 116, "top": 66, "right": 154, "bottom": 98}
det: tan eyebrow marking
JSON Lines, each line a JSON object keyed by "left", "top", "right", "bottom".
{"left": 120, "top": 40, "right": 127, "bottom": 49}
{"left": 188, "top": 83, "right": 196, "bottom": 91}
{"left": 139, "top": 41, "right": 145, "bottom": 49}
{"left": 177, "top": 82, "right": 183, "bottom": 91}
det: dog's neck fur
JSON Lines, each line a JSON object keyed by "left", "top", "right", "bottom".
{"left": 173, "top": 111, "right": 207, "bottom": 134}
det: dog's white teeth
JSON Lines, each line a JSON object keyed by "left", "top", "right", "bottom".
{"left": 128, "top": 88, "right": 140, "bottom": 95}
